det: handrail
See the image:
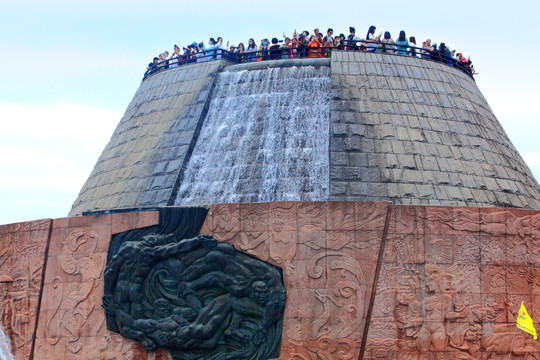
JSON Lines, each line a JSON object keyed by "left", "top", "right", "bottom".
{"left": 143, "top": 40, "right": 474, "bottom": 81}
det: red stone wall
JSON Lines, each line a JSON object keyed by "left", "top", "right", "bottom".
{"left": 0, "top": 219, "right": 51, "bottom": 359}
{"left": 364, "top": 206, "right": 540, "bottom": 359}
{"left": 1, "top": 203, "right": 539, "bottom": 359}
{"left": 200, "top": 201, "right": 390, "bottom": 360}
{"left": 0, "top": 211, "right": 165, "bottom": 360}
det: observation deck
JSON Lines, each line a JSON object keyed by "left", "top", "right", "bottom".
{"left": 143, "top": 41, "right": 474, "bottom": 81}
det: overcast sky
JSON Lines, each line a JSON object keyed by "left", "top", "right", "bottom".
{"left": 1, "top": 0, "right": 539, "bottom": 224}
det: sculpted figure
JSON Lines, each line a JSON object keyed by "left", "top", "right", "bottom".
{"left": 415, "top": 265, "right": 463, "bottom": 358}
{"left": 102, "top": 219, "right": 285, "bottom": 360}
{"left": 178, "top": 243, "right": 284, "bottom": 347}
{"left": 104, "top": 234, "right": 217, "bottom": 317}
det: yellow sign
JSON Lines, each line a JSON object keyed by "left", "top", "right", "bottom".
{"left": 516, "top": 302, "right": 537, "bottom": 340}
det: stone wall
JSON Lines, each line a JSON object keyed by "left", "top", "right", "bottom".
{"left": 3, "top": 203, "right": 540, "bottom": 359}
{"left": 70, "top": 54, "right": 540, "bottom": 214}
{"left": 329, "top": 51, "right": 540, "bottom": 208}
{"left": 69, "top": 60, "right": 227, "bottom": 216}
{"left": 0, "top": 212, "right": 167, "bottom": 359}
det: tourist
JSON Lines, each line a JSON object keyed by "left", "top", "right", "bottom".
{"left": 215, "top": 37, "right": 228, "bottom": 59}
{"left": 323, "top": 28, "right": 334, "bottom": 44}
{"left": 347, "top": 27, "right": 360, "bottom": 50}
{"left": 269, "top": 38, "right": 281, "bottom": 60}
{"left": 381, "top": 31, "right": 395, "bottom": 53}
{"left": 201, "top": 38, "right": 217, "bottom": 61}
{"left": 290, "top": 38, "right": 299, "bottom": 58}
{"left": 234, "top": 43, "right": 246, "bottom": 62}
{"left": 259, "top": 39, "right": 270, "bottom": 60}
{"left": 421, "top": 39, "right": 433, "bottom": 59}
{"left": 333, "top": 36, "right": 342, "bottom": 50}
{"left": 438, "top": 43, "right": 452, "bottom": 65}
{"left": 146, "top": 57, "right": 159, "bottom": 75}
{"left": 337, "top": 34, "right": 346, "bottom": 50}
{"left": 307, "top": 35, "right": 321, "bottom": 57}
{"left": 365, "top": 25, "right": 381, "bottom": 52}
{"left": 316, "top": 32, "right": 324, "bottom": 46}
{"left": 169, "top": 45, "right": 182, "bottom": 68}
{"left": 196, "top": 42, "right": 205, "bottom": 62}
{"left": 396, "top": 31, "right": 409, "bottom": 56}
{"left": 281, "top": 38, "right": 291, "bottom": 59}
{"left": 246, "top": 38, "right": 257, "bottom": 62}
{"left": 162, "top": 51, "right": 170, "bottom": 69}
{"left": 298, "top": 34, "right": 308, "bottom": 57}
{"left": 430, "top": 43, "right": 440, "bottom": 61}
{"left": 323, "top": 37, "right": 333, "bottom": 57}
{"left": 409, "top": 36, "right": 417, "bottom": 57}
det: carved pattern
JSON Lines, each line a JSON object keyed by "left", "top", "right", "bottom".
{"left": 37, "top": 228, "right": 112, "bottom": 358}
{"left": 0, "top": 219, "right": 50, "bottom": 359}
{"left": 208, "top": 201, "right": 388, "bottom": 360}
{"left": 367, "top": 208, "right": 540, "bottom": 359}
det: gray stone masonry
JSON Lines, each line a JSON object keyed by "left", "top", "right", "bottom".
{"left": 69, "top": 61, "right": 226, "bottom": 215}
{"left": 329, "top": 51, "right": 540, "bottom": 208}
{"left": 70, "top": 52, "right": 540, "bottom": 215}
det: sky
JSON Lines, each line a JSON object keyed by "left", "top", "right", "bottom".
{"left": 0, "top": 0, "right": 539, "bottom": 225}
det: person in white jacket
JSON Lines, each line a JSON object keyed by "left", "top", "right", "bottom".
{"left": 201, "top": 38, "right": 217, "bottom": 61}
{"left": 215, "top": 37, "right": 229, "bottom": 59}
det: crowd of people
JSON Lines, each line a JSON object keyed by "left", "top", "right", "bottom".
{"left": 145, "top": 26, "right": 476, "bottom": 76}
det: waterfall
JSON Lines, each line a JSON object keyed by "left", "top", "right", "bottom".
{"left": 0, "top": 324, "right": 13, "bottom": 360}
{"left": 175, "top": 65, "right": 331, "bottom": 205}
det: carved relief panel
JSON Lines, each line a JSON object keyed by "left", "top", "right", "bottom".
{"left": 0, "top": 219, "right": 51, "bottom": 360}
{"left": 365, "top": 206, "right": 540, "bottom": 359}
{"left": 203, "top": 201, "right": 389, "bottom": 360}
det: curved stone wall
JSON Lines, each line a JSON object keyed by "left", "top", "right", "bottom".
{"left": 329, "top": 52, "right": 540, "bottom": 208}
{"left": 70, "top": 52, "right": 540, "bottom": 215}
{"left": 69, "top": 60, "right": 226, "bottom": 216}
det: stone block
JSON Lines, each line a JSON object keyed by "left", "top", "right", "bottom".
{"left": 330, "top": 152, "right": 349, "bottom": 166}
{"left": 332, "top": 123, "right": 347, "bottom": 136}
{"left": 398, "top": 154, "right": 417, "bottom": 169}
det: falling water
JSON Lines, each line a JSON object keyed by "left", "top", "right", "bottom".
{"left": 175, "top": 65, "right": 331, "bottom": 205}
{"left": 0, "top": 324, "right": 13, "bottom": 360}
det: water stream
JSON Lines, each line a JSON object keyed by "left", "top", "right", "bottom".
{"left": 175, "top": 65, "right": 331, "bottom": 205}
{"left": 0, "top": 324, "right": 13, "bottom": 360}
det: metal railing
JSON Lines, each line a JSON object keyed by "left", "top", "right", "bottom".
{"left": 143, "top": 40, "right": 474, "bottom": 81}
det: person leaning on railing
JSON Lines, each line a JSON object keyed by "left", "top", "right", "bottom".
{"left": 409, "top": 36, "right": 417, "bottom": 57}
{"left": 246, "top": 38, "right": 257, "bottom": 62}
{"left": 281, "top": 38, "right": 291, "bottom": 59}
{"left": 365, "top": 25, "right": 381, "bottom": 52}
{"left": 269, "top": 38, "right": 281, "bottom": 60}
{"left": 200, "top": 38, "right": 217, "bottom": 61}
{"left": 169, "top": 45, "right": 182, "bottom": 68}
{"left": 347, "top": 27, "right": 360, "bottom": 50}
{"left": 381, "top": 31, "right": 396, "bottom": 54}
{"left": 395, "top": 31, "right": 410, "bottom": 56}
{"left": 234, "top": 43, "right": 246, "bottom": 63}
{"left": 290, "top": 38, "right": 299, "bottom": 58}
{"left": 259, "top": 39, "right": 270, "bottom": 61}
{"left": 307, "top": 35, "right": 321, "bottom": 58}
